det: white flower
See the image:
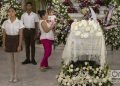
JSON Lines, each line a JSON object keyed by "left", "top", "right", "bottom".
{"left": 72, "top": 77, "right": 76, "bottom": 81}
{"left": 75, "top": 68, "right": 79, "bottom": 71}
{"left": 75, "top": 31, "right": 81, "bottom": 36}
{"left": 81, "top": 20, "right": 87, "bottom": 27}
{"left": 83, "top": 33, "right": 89, "bottom": 38}
{"left": 86, "top": 76, "right": 90, "bottom": 79}
{"left": 83, "top": 84, "right": 86, "bottom": 86}
{"left": 74, "top": 26, "right": 78, "bottom": 30}
{"left": 83, "top": 67, "right": 86, "bottom": 70}
{"left": 70, "top": 64, "right": 73, "bottom": 68}
{"left": 67, "top": 82, "right": 70, "bottom": 86}
{"left": 102, "top": 78, "right": 107, "bottom": 82}
{"left": 96, "top": 32, "right": 102, "bottom": 36}
{"left": 69, "top": 69, "right": 73, "bottom": 72}
{"left": 102, "top": 74, "right": 104, "bottom": 78}
{"left": 99, "top": 82, "right": 102, "bottom": 86}
{"left": 85, "top": 62, "right": 88, "bottom": 65}
{"left": 85, "top": 27, "right": 91, "bottom": 32}
{"left": 94, "top": 79, "right": 98, "bottom": 83}
{"left": 96, "top": 76, "right": 99, "bottom": 80}
{"left": 89, "top": 79, "right": 92, "bottom": 83}
{"left": 58, "top": 77, "right": 63, "bottom": 83}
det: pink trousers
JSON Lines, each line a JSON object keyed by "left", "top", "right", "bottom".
{"left": 40, "top": 39, "right": 53, "bottom": 67}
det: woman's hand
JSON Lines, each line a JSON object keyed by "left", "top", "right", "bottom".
{"left": 3, "top": 44, "right": 6, "bottom": 51}
{"left": 17, "top": 46, "right": 21, "bottom": 52}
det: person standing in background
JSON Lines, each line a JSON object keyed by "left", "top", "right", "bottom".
{"left": 21, "top": 2, "right": 39, "bottom": 65}
{"left": 2, "top": 7, "right": 24, "bottom": 83}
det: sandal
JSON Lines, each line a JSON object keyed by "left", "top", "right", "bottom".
{"left": 40, "top": 67, "right": 47, "bottom": 72}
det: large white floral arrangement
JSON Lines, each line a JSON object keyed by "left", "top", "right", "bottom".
{"left": 57, "top": 61, "right": 112, "bottom": 86}
{"left": 71, "top": 20, "right": 103, "bottom": 38}
{"left": 104, "top": 5, "right": 120, "bottom": 50}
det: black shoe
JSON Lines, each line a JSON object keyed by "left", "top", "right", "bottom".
{"left": 22, "top": 59, "right": 31, "bottom": 65}
{"left": 31, "top": 59, "right": 37, "bottom": 65}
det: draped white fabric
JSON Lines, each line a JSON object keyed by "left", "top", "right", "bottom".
{"left": 62, "top": 20, "right": 107, "bottom": 67}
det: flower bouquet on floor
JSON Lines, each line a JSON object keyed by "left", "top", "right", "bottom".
{"left": 63, "top": 0, "right": 73, "bottom": 6}
{"left": 67, "top": 6, "right": 78, "bottom": 13}
{"left": 57, "top": 61, "right": 112, "bottom": 86}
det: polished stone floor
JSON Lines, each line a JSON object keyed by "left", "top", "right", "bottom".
{"left": 0, "top": 44, "right": 120, "bottom": 86}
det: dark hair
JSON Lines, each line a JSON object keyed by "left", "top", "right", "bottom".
{"left": 26, "top": 2, "right": 32, "bottom": 6}
{"left": 38, "top": 10, "right": 46, "bottom": 18}
{"left": 47, "top": 8, "right": 54, "bottom": 14}
{"left": 8, "top": 6, "right": 16, "bottom": 11}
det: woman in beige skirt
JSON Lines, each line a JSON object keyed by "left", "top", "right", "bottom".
{"left": 2, "top": 7, "right": 24, "bottom": 83}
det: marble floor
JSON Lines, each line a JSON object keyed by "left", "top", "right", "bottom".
{"left": 0, "top": 44, "right": 120, "bottom": 86}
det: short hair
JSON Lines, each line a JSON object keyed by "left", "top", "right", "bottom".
{"left": 26, "top": 2, "right": 32, "bottom": 6}
{"left": 47, "top": 8, "right": 54, "bottom": 14}
{"left": 38, "top": 10, "right": 46, "bottom": 18}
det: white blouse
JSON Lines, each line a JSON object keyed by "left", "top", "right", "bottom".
{"left": 2, "top": 18, "right": 24, "bottom": 35}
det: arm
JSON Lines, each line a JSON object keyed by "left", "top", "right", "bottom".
{"left": 18, "top": 29, "right": 23, "bottom": 47}
{"left": 2, "top": 29, "right": 6, "bottom": 49}
{"left": 41, "top": 21, "right": 55, "bottom": 33}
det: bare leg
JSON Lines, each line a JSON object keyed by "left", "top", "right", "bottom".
{"left": 13, "top": 53, "right": 19, "bottom": 82}
{"left": 8, "top": 53, "right": 14, "bottom": 82}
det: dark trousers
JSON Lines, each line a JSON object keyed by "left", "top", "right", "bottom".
{"left": 24, "top": 28, "right": 36, "bottom": 60}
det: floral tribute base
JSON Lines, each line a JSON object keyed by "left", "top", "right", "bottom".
{"left": 57, "top": 60, "right": 113, "bottom": 86}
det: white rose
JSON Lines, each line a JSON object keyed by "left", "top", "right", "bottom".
{"left": 74, "top": 26, "right": 78, "bottom": 31}
{"left": 96, "top": 32, "right": 102, "bottom": 36}
{"left": 85, "top": 27, "right": 91, "bottom": 32}
{"left": 81, "top": 20, "right": 87, "bottom": 27}
{"left": 83, "top": 33, "right": 89, "bottom": 38}
{"left": 75, "top": 31, "right": 81, "bottom": 36}
{"left": 90, "top": 29, "right": 94, "bottom": 33}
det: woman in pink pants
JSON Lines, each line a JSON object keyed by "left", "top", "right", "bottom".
{"left": 38, "top": 10, "right": 56, "bottom": 71}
